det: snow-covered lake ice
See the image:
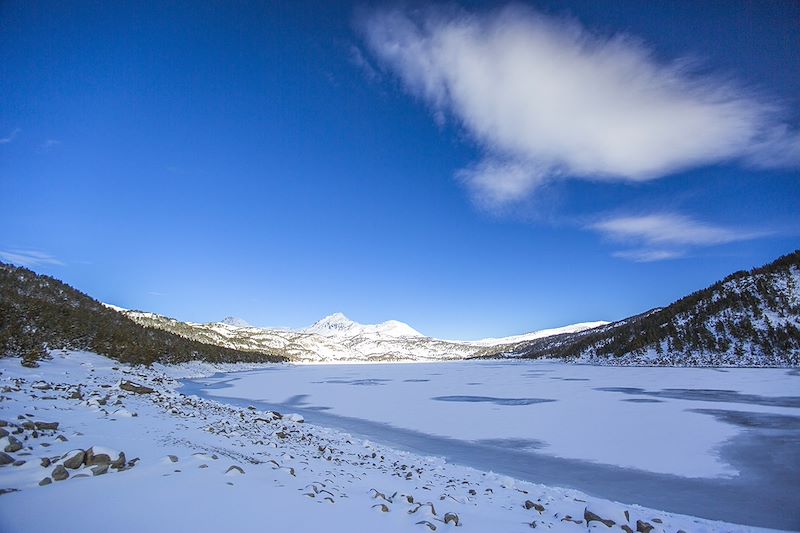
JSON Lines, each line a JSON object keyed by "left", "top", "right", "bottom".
{"left": 182, "top": 360, "right": 800, "bottom": 528}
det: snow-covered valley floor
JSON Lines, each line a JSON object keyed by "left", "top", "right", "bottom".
{"left": 0, "top": 352, "right": 796, "bottom": 532}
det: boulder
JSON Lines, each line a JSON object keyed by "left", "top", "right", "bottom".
{"left": 119, "top": 381, "right": 154, "bottom": 394}
{"left": 34, "top": 422, "right": 59, "bottom": 431}
{"left": 40, "top": 457, "right": 51, "bottom": 468}
{"left": 225, "top": 465, "right": 245, "bottom": 475}
{"left": 525, "top": 500, "right": 545, "bottom": 512}
{"left": 443, "top": 512, "right": 460, "bottom": 526}
{"left": 4, "top": 436, "right": 22, "bottom": 453}
{"left": 62, "top": 449, "right": 86, "bottom": 469}
{"left": 91, "top": 464, "right": 109, "bottom": 476}
{"left": 52, "top": 464, "right": 69, "bottom": 481}
{"left": 110, "top": 451, "right": 126, "bottom": 470}
{"left": 85, "top": 447, "right": 117, "bottom": 466}
{"left": 38, "top": 477, "right": 52, "bottom": 486}
{"left": 636, "top": 521, "right": 654, "bottom": 533}
{"left": 0, "top": 452, "right": 13, "bottom": 466}
{"left": 0, "top": 429, "right": 7, "bottom": 439}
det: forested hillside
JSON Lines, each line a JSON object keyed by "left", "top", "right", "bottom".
{"left": 513, "top": 251, "right": 800, "bottom": 366}
{"left": 0, "top": 263, "right": 286, "bottom": 366}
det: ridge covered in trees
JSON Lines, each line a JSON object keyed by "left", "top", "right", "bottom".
{"left": 0, "top": 262, "right": 286, "bottom": 366}
{"left": 511, "top": 251, "right": 800, "bottom": 365}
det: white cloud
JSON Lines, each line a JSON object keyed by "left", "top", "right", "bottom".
{"left": 41, "top": 139, "right": 61, "bottom": 150}
{"left": 589, "top": 213, "right": 764, "bottom": 261}
{"left": 0, "top": 128, "right": 20, "bottom": 144}
{"left": 0, "top": 250, "right": 64, "bottom": 267}
{"left": 360, "top": 5, "right": 800, "bottom": 206}
{"left": 612, "top": 249, "right": 685, "bottom": 263}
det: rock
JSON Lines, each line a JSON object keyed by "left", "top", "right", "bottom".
{"left": 276, "top": 431, "right": 288, "bottom": 439}
{"left": 267, "top": 411, "right": 282, "bottom": 420}
{"left": 285, "top": 413, "right": 304, "bottom": 423}
{"left": 52, "top": 464, "right": 69, "bottom": 481}
{"left": 62, "top": 449, "right": 86, "bottom": 469}
{"left": 21, "top": 421, "right": 35, "bottom": 430}
{"left": 0, "top": 453, "right": 13, "bottom": 466}
{"left": 167, "top": 455, "right": 178, "bottom": 463}
{"left": 0, "top": 420, "right": 7, "bottom": 427}
{"left": 584, "top": 510, "right": 615, "bottom": 527}
{"left": 525, "top": 500, "right": 545, "bottom": 512}
{"left": 91, "top": 464, "right": 109, "bottom": 476}
{"left": 636, "top": 520, "right": 654, "bottom": 533}
{"left": 39, "top": 477, "right": 52, "bottom": 486}
{"left": 56, "top": 435, "right": 68, "bottom": 442}
{"left": 85, "top": 447, "right": 114, "bottom": 466}
{"left": 0, "top": 429, "right": 6, "bottom": 439}
{"left": 225, "top": 465, "right": 245, "bottom": 475}
{"left": 4, "top": 436, "right": 22, "bottom": 453}
{"left": 40, "top": 457, "right": 51, "bottom": 468}
{"left": 34, "top": 421, "right": 59, "bottom": 431}
{"left": 584, "top": 503, "right": 629, "bottom": 528}
{"left": 12, "top": 460, "right": 25, "bottom": 466}
{"left": 443, "top": 512, "right": 460, "bottom": 526}
{"left": 416, "top": 521, "right": 437, "bottom": 531}
{"left": 372, "top": 503, "right": 390, "bottom": 512}
{"left": 119, "top": 381, "right": 154, "bottom": 394}
{"left": 622, "top": 526, "right": 634, "bottom": 533}
{"left": 110, "top": 452, "right": 126, "bottom": 469}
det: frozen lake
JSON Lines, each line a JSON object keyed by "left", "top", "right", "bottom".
{"left": 181, "top": 360, "right": 800, "bottom": 530}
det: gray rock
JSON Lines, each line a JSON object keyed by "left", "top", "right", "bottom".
{"left": 40, "top": 457, "right": 51, "bottom": 468}
{"left": 636, "top": 521, "right": 654, "bottom": 533}
{"left": 4, "top": 436, "right": 22, "bottom": 453}
{"left": 525, "top": 500, "right": 545, "bottom": 512}
{"left": 52, "top": 464, "right": 69, "bottom": 481}
{"left": 225, "top": 465, "right": 245, "bottom": 475}
{"left": 62, "top": 450, "right": 86, "bottom": 469}
{"left": 584, "top": 509, "right": 615, "bottom": 527}
{"left": 0, "top": 428, "right": 8, "bottom": 438}
{"left": 34, "top": 422, "right": 59, "bottom": 431}
{"left": 444, "top": 512, "right": 460, "bottom": 526}
{"left": 39, "top": 477, "right": 52, "bottom": 486}
{"left": 91, "top": 464, "right": 109, "bottom": 476}
{"left": 12, "top": 460, "right": 25, "bottom": 467}
{"left": 85, "top": 447, "right": 111, "bottom": 466}
{"left": 110, "top": 451, "right": 126, "bottom": 470}
{"left": 0, "top": 452, "right": 13, "bottom": 466}
{"left": 167, "top": 455, "right": 178, "bottom": 463}
{"left": 119, "top": 381, "right": 154, "bottom": 394}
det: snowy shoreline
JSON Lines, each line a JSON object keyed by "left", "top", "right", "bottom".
{"left": 0, "top": 351, "right": 788, "bottom": 532}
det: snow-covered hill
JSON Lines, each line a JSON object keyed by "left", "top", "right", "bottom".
{"left": 509, "top": 251, "right": 800, "bottom": 366}
{"left": 121, "top": 310, "right": 602, "bottom": 363}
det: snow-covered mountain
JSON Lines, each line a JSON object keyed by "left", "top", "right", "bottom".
{"left": 121, "top": 310, "right": 602, "bottom": 363}
{"left": 304, "top": 312, "right": 423, "bottom": 339}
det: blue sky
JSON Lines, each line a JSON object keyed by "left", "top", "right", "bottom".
{"left": 1, "top": 1, "right": 798, "bottom": 339}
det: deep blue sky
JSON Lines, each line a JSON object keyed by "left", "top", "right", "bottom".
{"left": 1, "top": 1, "right": 798, "bottom": 339}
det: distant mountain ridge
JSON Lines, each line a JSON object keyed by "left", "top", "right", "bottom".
{"left": 503, "top": 251, "right": 800, "bottom": 366}
{"left": 120, "top": 309, "right": 600, "bottom": 363}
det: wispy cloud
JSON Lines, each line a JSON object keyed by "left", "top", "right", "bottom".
{"left": 0, "top": 128, "right": 20, "bottom": 144}
{"left": 359, "top": 5, "right": 800, "bottom": 208}
{"left": 41, "top": 139, "right": 61, "bottom": 150}
{"left": 0, "top": 249, "right": 64, "bottom": 267}
{"left": 589, "top": 213, "right": 765, "bottom": 261}
{"left": 612, "top": 249, "right": 685, "bottom": 263}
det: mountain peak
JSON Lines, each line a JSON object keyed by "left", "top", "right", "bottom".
{"left": 306, "top": 313, "right": 358, "bottom": 336}
{"left": 220, "top": 316, "right": 252, "bottom": 328}
{"left": 305, "top": 313, "right": 423, "bottom": 338}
